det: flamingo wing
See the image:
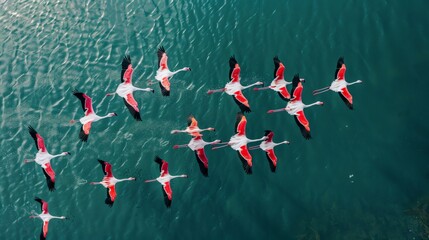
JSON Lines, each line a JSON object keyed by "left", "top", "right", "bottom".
{"left": 121, "top": 55, "right": 132, "bottom": 83}
{"left": 229, "top": 56, "right": 241, "bottom": 82}
{"left": 194, "top": 148, "right": 209, "bottom": 177}
{"left": 162, "top": 182, "right": 172, "bottom": 208}
{"left": 290, "top": 74, "right": 303, "bottom": 101}
{"left": 123, "top": 94, "right": 142, "bottom": 121}
{"left": 79, "top": 121, "right": 92, "bottom": 142}
{"left": 237, "top": 145, "right": 252, "bottom": 174}
{"left": 28, "top": 126, "right": 47, "bottom": 152}
{"left": 278, "top": 86, "right": 291, "bottom": 101}
{"left": 234, "top": 112, "right": 247, "bottom": 135}
{"left": 264, "top": 130, "right": 274, "bottom": 142}
{"left": 159, "top": 77, "right": 171, "bottom": 96}
{"left": 40, "top": 221, "right": 49, "bottom": 240}
{"left": 72, "top": 90, "right": 94, "bottom": 115}
{"left": 265, "top": 149, "right": 278, "bottom": 172}
{"left": 97, "top": 159, "right": 113, "bottom": 177}
{"left": 187, "top": 115, "right": 198, "bottom": 128}
{"left": 233, "top": 91, "right": 251, "bottom": 113}
{"left": 294, "top": 110, "right": 311, "bottom": 140}
{"left": 105, "top": 186, "right": 116, "bottom": 207}
{"left": 34, "top": 197, "right": 49, "bottom": 214}
{"left": 155, "top": 156, "right": 169, "bottom": 176}
{"left": 339, "top": 87, "right": 353, "bottom": 110}
{"left": 42, "top": 164, "right": 56, "bottom": 191}
{"left": 335, "top": 57, "right": 345, "bottom": 79}
{"left": 273, "top": 56, "right": 285, "bottom": 79}
{"left": 157, "top": 46, "right": 168, "bottom": 70}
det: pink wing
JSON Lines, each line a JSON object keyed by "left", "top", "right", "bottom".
{"left": 108, "top": 185, "right": 117, "bottom": 202}
{"left": 42, "top": 221, "right": 49, "bottom": 239}
{"left": 42, "top": 163, "right": 56, "bottom": 191}
{"left": 123, "top": 65, "right": 133, "bottom": 84}
{"left": 28, "top": 126, "right": 47, "bottom": 152}
{"left": 291, "top": 82, "right": 303, "bottom": 101}
{"left": 276, "top": 62, "right": 285, "bottom": 79}
{"left": 163, "top": 181, "right": 173, "bottom": 207}
{"left": 230, "top": 64, "right": 241, "bottom": 83}
{"left": 238, "top": 145, "right": 252, "bottom": 174}
{"left": 233, "top": 91, "right": 251, "bottom": 113}
{"left": 337, "top": 64, "right": 346, "bottom": 80}
{"left": 278, "top": 86, "right": 291, "bottom": 100}
{"left": 160, "top": 160, "right": 169, "bottom": 177}
{"left": 265, "top": 149, "right": 278, "bottom": 172}
{"left": 125, "top": 93, "right": 139, "bottom": 112}
{"left": 235, "top": 113, "right": 247, "bottom": 135}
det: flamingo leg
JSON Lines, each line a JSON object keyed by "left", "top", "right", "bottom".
{"left": 267, "top": 108, "right": 286, "bottom": 114}
{"left": 312, "top": 86, "right": 330, "bottom": 95}
{"left": 248, "top": 145, "right": 260, "bottom": 150}
{"left": 254, "top": 86, "right": 270, "bottom": 91}
{"left": 212, "top": 144, "right": 229, "bottom": 150}
{"left": 207, "top": 88, "right": 226, "bottom": 94}
{"left": 144, "top": 179, "right": 157, "bottom": 183}
{"left": 173, "top": 144, "right": 188, "bottom": 149}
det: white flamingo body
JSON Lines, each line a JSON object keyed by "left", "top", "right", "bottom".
{"left": 34, "top": 151, "right": 68, "bottom": 166}
{"left": 329, "top": 79, "right": 348, "bottom": 92}
{"left": 270, "top": 78, "right": 290, "bottom": 91}
{"left": 187, "top": 138, "right": 220, "bottom": 151}
{"left": 259, "top": 140, "right": 289, "bottom": 151}
{"left": 285, "top": 100, "right": 305, "bottom": 115}
{"left": 114, "top": 83, "right": 152, "bottom": 98}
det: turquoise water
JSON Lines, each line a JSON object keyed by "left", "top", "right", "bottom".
{"left": 1, "top": 0, "right": 428, "bottom": 239}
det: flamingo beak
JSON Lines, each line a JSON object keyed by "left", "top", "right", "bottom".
{"left": 67, "top": 152, "right": 71, "bottom": 155}
{"left": 113, "top": 113, "right": 118, "bottom": 116}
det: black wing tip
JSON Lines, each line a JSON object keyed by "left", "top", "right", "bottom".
{"left": 264, "top": 130, "right": 272, "bottom": 136}
{"left": 273, "top": 56, "right": 280, "bottom": 62}
{"left": 72, "top": 89, "right": 81, "bottom": 95}
{"left": 105, "top": 198, "right": 114, "bottom": 207}
{"left": 165, "top": 200, "right": 172, "bottom": 208}
{"left": 134, "top": 113, "right": 142, "bottom": 121}
{"left": 244, "top": 166, "right": 253, "bottom": 174}
{"left": 40, "top": 230, "right": 46, "bottom": 240}
{"left": 303, "top": 132, "right": 312, "bottom": 140}
{"left": 97, "top": 159, "right": 105, "bottom": 164}
{"left": 34, "top": 197, "right": 43, "bottom": 202}
{"left": 159, "top": 82, "right": 170, "bottom": 96}
{"left": 28, "top": 125, "right": 36, "bottom": 133}
{"left": 158, "top": 46, "right": 165, "bottom": 53}
{"left": 122, "top": 55, "right": 131, "bottom": 68}
{"left": 338, "top": 56, "right": 344, "bottom": 62}
{"left": 155, "top": 156, "right": 163, "bottom": 164}
{"left": 229, "top": 55, "right": 237, "bottom": 65}
{"left": 79, "top": 132, "right": 89, "bottom": 142}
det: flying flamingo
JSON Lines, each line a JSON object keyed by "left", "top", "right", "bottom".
{"left": 212, "top": 112, "right": 266, "bottom": 174}
{"left": 170, "top": 115, "right": 215, "bottom": 137}
{"left": 145, "top": 156, "right": 188, "bottom": 208}
{"left": 72, "top": 90, "right": 117, "bottom": 142}
{"left": 90, "top": 159, "right": 136, "bottom": 207}
{"left": 248, "top": 130, "right": 289, "bottom": 172}
{"left": 267, "top": 74, "right": 323, "bottom": 139}
{"left": 207, "top": 56, "right": 263, "bottom": 113}
{"left": 106, "top": 55, "right": 154, "bottom": 121}
{"left": 312, "top": 57, "right": 362, "bottom": 109}
{"left": 24, "top": 126, "right": 70, "bottom": 191}
{"left": 254, "top": 56, "right": 300, "bottom": 101}
{"left": 155, "top": 46, "right": 191, "bottom": 96}
{"left": 173, "top": 136, "right": 222, "bottom": 177}
{"left": 30, "top": 197, "right": 66, "bottom": 240}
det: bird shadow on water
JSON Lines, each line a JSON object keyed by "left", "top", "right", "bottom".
{"left": 404, "top": 197, "right": 429, "bottom": 239}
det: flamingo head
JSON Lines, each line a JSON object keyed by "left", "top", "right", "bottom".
{"left": 181, "top": 174, "right": 188, "bottom": 178}
{"left": 208, "top": 127, "right": 215, "bottom": 131}
{"left": 109, "top": 113, "right": 118, "bottom": 117}
{"left": 316, "top": 101, "right": 324, "bottom": 106}
{"left": 184, "top": 67, "right": 191, "bottom": 71}
{"left": 62, "top": 152, "right": 71, "bottom": 156}
{"left": 129, "top": 177, "right": 136, "bottom": 181}
{"left": 300, "top": 78, "right": 305, "bottom": 83}
{"left": 356, "top": 80, "right": 363, "bottom": 83}
{"left": 60, "top": 216, "right": 66, "bottom": 219}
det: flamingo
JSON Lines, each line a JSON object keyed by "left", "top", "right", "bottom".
{"left": 72, "top": 90, "right": 117, "bottom": 142}
{"left": 170, "top": 115, "right": 215, "bottom": 137}
{"left": 212, "top": 112, "right": 266, "bottom": 174}
{"left": 24, "top": 126, "right": 70, "bottom": 191}
{"left": 267, "top": 74, "right": 323, "bottom": 139}
{"left": 312, "top": 57, "right": 362, "bottom": 109}
{"left": 248, "top": 130, "right": 289, "bottom": 172}
{"left": 90, "top": 160, "right": 136, "bottom": 207}
{"left": 207, "top": 56, "right": 263, "bottom": 113}
{"left": 30, "top": 197, "right": 66, "bottom": 240}
{"left": 173, "top": 136, "right": 222, "bottom": 177}
{"left": 155, "top": 46, "right": 191, "bottom": 96}
{"left": 106, "top": 55, "right": 154, "bottom": 121}
{"left": 145, "top": 156, "right": 188, "bottom": 208}
{"left": 254, "top": 56, "right": 298, "bottom": 101}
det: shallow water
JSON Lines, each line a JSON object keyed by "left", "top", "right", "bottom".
{"left": 0, "top": 0, "right": 428, "bottom": 239}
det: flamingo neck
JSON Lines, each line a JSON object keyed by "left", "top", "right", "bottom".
{"left": 248, "top": 136, "right": 266, "bottom": 143}
{"left": 348, "top": 80, "right": 362, "bottom": 85}
{"left": 242, "top": 82, "right": 261, "bottom": 90}
{"left": 170, "top": 174, "right": 187, "bottom": 180}
{"left": 304, "top": 102, "right": 322, "bottom": 108}
{"left": 171, "top": 68, "right": 187, "bottom": 75}
{"left": 51, "top": 216, "right": 66, "bottom": 220}
{"left": 51, "top": 153, "right": 66, "bottom": 158}
{"left": 117, "top": 177, "right": 135, "bottom": 182}
{"left": 134, "top": 87, "right": 153, "bottom": 92}
{"left": 275, "top": 141, "right": 289, "bottom": 146}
